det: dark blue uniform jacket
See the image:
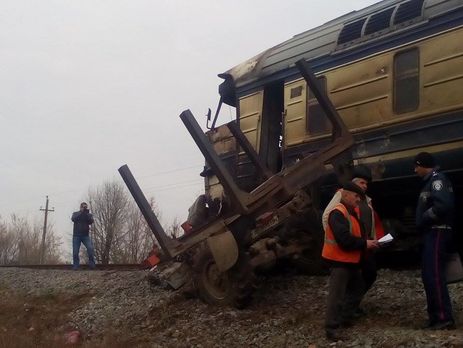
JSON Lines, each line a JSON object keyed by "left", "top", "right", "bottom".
{"left": 416, "top": 170, "right": 454, "bottom": 231}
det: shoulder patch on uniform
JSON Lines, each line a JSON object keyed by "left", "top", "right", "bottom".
{"left": 432, "top": 180, "right": 443, "bottom": 191}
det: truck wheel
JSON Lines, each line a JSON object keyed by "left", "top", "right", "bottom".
{"left": 193, "top": 245, "right": 233, "bottom": 305}
{"left": 193, "top": 245, "right": 257, "bottom": 308}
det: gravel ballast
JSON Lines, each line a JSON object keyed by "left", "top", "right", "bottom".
{"left": 0, "top": 267, "right": 462, "bottom": 347}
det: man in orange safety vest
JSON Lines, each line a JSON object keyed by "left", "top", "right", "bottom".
{"left": 323, "top": 182, "right": 379, "bottom": 341}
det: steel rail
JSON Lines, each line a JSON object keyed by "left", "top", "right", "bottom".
{"left": 0, "top": 264, "right": 144, "bottom": 271}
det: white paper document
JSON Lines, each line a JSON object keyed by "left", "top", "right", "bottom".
{"left": 378, "top": 233, "right": 394, "bottom": 245}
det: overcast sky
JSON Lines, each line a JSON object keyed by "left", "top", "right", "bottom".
{"left": 1, "top": 0, "right": 379, "bottom": 257}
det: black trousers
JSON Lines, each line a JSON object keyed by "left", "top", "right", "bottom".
{"left": 361, "top": 252, "right": 377, "bottom": 295}
{"left": 421, "top": 228, "right": 454, "bottom": 323}
{"left": 325, "top": 266, "right": 364, "bottom": 329}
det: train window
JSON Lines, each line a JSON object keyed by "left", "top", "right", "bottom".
{"left": 394, "top": 48, "right": 419, "bottom": 114}
{"left": 364, "top": 8, "right": 395, "bottom": 35}
{"left": 394, "top": 0, "right": 424, "bottom": 25}
{"left": 338, "top": 18, "right": 367, "bottom": 44}
{"left": 290, "top": 86, "right": 303, "bottom": 99}
{"left": 307, "top": 76, "right": 332, "bottom": 136}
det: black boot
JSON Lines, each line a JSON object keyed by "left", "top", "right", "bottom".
{"left": 429, "top": 320, "right": 456, "bottom": 330}
{"left": 326, "top": 328, "right": 345, "bottom": 341}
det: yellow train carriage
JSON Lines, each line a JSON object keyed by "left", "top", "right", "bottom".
{"left": 282, "top": 24, "right": 463, "bottom": 157}
{"left": 206, "top": 0, "right": 463, "bottom": 252}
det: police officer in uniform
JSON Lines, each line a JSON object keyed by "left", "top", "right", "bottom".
{"left": 414, "top": 152, "right": 456, "bottom": 330}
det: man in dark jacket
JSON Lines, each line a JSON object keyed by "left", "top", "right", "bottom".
{"left": 71, "top": 202, "right": 96, "bottom": 270}
{"left": 414, "top": 152, "right": 456, "bottom": 330}
{"left": 351, "top": 167, "right": 385, "bottom": 313}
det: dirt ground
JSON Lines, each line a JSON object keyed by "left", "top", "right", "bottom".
{"left": 0, "top": 268, "right": 462, "bottom": 348}
{"left": 0, "top": 287, "right": 85, "bottom": 347}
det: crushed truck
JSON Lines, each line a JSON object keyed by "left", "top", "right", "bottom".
{"left": 120, "top": 60, "right": 354, "bottom": 307}
{"left": 120, "top": 0, "right": 463, "bottom": 307}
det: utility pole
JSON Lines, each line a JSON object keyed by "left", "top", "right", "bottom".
{"left": 40, "top": 196, "right": 54, "bottom": 264}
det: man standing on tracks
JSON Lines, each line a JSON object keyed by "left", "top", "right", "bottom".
{"left": 322, "top": 182, "right": 379, "bottom": 341}
{"left": 414, "top": 152, "right": 456, "bottom": 330}
{"left": 71, "top": 202, "right": 96, "bottom": 270}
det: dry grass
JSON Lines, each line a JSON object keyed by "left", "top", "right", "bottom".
{"left": 0, "top": 286, "right": 90, "bottom": 347}
{"left": 0, "top": 286, "right": 153, "bottom": 348}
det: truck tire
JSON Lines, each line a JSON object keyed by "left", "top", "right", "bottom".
{"left": 192, "top": 244, "right": 257, "bottom": 308}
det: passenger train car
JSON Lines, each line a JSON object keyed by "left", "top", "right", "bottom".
{"left": 205, "top": 0, "right": 463, "bottom": 253}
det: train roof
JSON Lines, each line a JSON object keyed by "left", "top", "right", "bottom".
{"left": 221, "top": 0, "right": 463, "bottom": 91}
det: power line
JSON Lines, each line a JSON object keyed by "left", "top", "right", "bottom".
{"left": 137, "top": 163, "right": 203, "bottom": 179}
{"left": 143, "top": 177, "right": 203, "bottom": 190}
{"left": 6, "top": 163, "right": 206, "bottom": 212}
{"left": 152, "top": 182, "right": 204, "bottom": 193}
{"left": 142, "top": 179, "right": 204, "bottom": 193}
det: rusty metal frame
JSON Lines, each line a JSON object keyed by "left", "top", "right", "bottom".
{"left": 119, "top": 58, "right": 353, "bottom": 261}
{"left": 180, "top": 110, "right": 250, "bottom": 214}
{"left": 295, "top": 59, "right": 350, "bottom": 141}
{"left": 118, "top": 165, "right": 180, "bottom": 259}
{"left": 227, "top": 120, "right": 272, "bottom": 181}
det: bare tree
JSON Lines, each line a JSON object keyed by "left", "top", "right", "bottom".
{"left": 166, "top": 217, "right": 183, "bottom": 239}
{"left": 0, "top": 215, "right": 62, "bottom": 265}
{"left": 86, "top": 179, "right": 184, "bottom": 264}
{"left": 16, "top": 217, "right": 41, "bottom": 264}
{"left": 110, "top": 202, "right": 156, "bottom": 263}
{"left": 42, "top": 222, "right": 62, "bottom": 264}
{"left": 0, "top": 216, "right": 18, "bottom": 264}
{"left": 87, "top": 180, "right": 129, "bottom": 264}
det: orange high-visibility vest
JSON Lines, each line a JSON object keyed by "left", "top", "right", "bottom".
{"left": 322, "top": 203, "right": 363, "bottom": 264}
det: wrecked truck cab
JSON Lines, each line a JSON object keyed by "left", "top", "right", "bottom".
{"left": 119, "top": 59, "right": 354, "bottom": 306}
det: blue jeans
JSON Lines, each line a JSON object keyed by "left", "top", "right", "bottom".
{"left": 72, "top": 235, "right": 96, "bottom": 269}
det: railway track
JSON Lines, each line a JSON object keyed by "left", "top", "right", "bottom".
{"left": 0, "top": 264, "right": 144, "bottom": 271}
